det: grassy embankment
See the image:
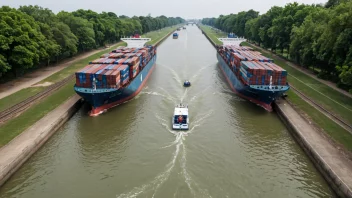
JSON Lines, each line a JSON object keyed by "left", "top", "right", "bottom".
{"left": 200, "top": 25, "right": 226, "bottom": 45}
{"left": 0, "top": 27, "right": 176, "bottom": 147}
{"left": 0, "top": 43, "right": 124, "bottom": 112}
{"left": 198, "top": 24, "right": 352, "bottom": 152}
{"left": 0, "top": 26, "right": 179, "bottom": 113}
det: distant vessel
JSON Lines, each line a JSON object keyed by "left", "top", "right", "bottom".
{"left": 216, "top": 33, "right": 289, "bottom": 111}
{"left": 183, "top": 80, "right": 191, "bottom": 87}
{"left": 172, "top": 104, "right": 189, "bottom": 130}
{"left": 173, "top": 33, "right": 179, "bottom": 39}
{"left": 74, "top": 34, "right": 157, "bottom": 116}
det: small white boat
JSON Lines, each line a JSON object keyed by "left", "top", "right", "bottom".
{"left": 172, "top": 104, "right": 189, "bottom": 130}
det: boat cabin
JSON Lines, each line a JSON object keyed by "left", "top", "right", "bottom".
{"left": 172, "top": 104, "right": 189, "bottom": 130}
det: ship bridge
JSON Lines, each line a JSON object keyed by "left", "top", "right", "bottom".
{"left": 218, "top": 37, "right": 247, "bottom": 46}
{"left": 120, "top": 37, "right": 151, "bottom": 48}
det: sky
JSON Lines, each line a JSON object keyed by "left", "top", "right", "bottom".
{"left": 2, "top": 0, "right": 326, "bottom": 19}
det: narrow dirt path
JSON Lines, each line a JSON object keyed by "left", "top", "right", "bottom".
{"left": 248, "top": 43, "right": 352, "bottom": 99}
{"left": 0, "top": 44, "right": 119, "bottom": 100}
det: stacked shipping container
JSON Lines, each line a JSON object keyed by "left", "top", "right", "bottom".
{"left": 75, "top": 46, "right": 156, "bottom": 89}
{"left": 218, "top": 45, "right": 287, "bottom": 86}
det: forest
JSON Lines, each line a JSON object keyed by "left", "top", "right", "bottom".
{"left": 0, "top": 5, "right": 184, "bottom": 79}
{"left": 202, "top": 0, "right": 352, "bottom": 92}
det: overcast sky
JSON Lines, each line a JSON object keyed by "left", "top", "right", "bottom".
{"left": 2, "top": 0, "right": 326, "bottom": 19}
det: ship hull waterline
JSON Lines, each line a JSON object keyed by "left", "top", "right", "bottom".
{"left": 217, "top": 53, "right": 289, "bottom": 111}
{"left": 74, "top": 55, "right": 157, "bottom": 116}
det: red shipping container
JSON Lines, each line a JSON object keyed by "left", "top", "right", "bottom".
{"left": 115, "top": 58, "right": 128, "bottom": 65}
{"left": 251, "top": 62, "right": 266, "bottom": 75}
{"left": 104, "top": 70, "right": 114, "bottom": 85}
{"left": 78, "top": 65, "right": 94, "bottom": 73}
{"left": 109, "top": 70, "right": 120, "bottom": 85}
{"left": 97, "top": 70, "right": 108, "bottom": 81}
{"left": 108, "top": 53, "right": 124, "bottom": 58}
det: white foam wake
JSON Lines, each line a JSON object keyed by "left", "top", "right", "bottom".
{"left": 141, "top": 91, "right": 177, "bottom": 103}
{"left": 116, "top": 139, "right": 182, "bottom": 198}
{"left": 189, "top": 86, "right": 211, "bottom": 103}
{"left": 116, "top": 110, "right": 214, "bottom": 198}
{"left": 157, "top": 64, "right": 182, "bottom": 84}
{"left": 189, "top": 64, "right": 212, "bottom": 82}
{"left": 180, "top": 88, "right": 188, "bottom": 103}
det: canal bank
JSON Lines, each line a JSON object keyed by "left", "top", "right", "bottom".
{"left": 0, "top": 95, "right": 82, "bottom": 187}
{"left": 198, "top": 24, "right": 352, "bottom": 198}
{"left": 0, "top": 25, "right": 332, "bottom": 198}
{"left": 0, "top": 27, "right": 179, "bottom": 188}
{"left": 275, "top": 100, "right": 352, "bottom": 198}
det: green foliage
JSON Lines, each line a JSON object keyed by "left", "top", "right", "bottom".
{"left": 325, "top": 0, "right": 349, "bottom": 8}
{"left": 138, "top": 16, "right": 184, "bottom": 34}
{"left": 202, "top": 1, "right": 352, "bottom": 91}
{"left": 203, "top": 10, "right": 258, "bottom": 37}
{"left": 0, "top": 5, "right": 184, "bottom": 80}
{"left": 57, "top": 11, "right": 96, "bottom": 51}
{"left": 0, "top": 6, "right": 47, "bottom": 76}
{"left": 19, "top": 5, "right": 78, "bottom": 61}
{"left": 336, "top": 65, "right": 352, "bottom": 92}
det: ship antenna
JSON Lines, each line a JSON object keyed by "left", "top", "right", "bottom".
{"left": 93, "top": 77, "right": 97, "bottom": 91}
{"left": 269, "top": 76, "right": 273, "bottom": 90}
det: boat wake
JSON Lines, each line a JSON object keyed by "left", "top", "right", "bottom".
{"left": 116, "top": 111, "right": 213, "bottom": 198}
{"left": 116, "top": 137, "right": 182, "bottom": 198}
{"left": 157, "top": 87, "right": 178, "bottom": 103}
{"left": 189, "top": 64, "right": 213, "bottom": 82}
{"left": 189, "top": 86, "right": 211, "bottom": 103}
{"left": 212, "top": 90, "right": 245, "bottom": 102}
{"left": 140, "top": 91, "right": 177, "bottom": 103}
{"left": 158, "top": 64, "right": 182, "bottom": 84}
{"left": 180, "top": 88, "right": 188, "bottom": 103}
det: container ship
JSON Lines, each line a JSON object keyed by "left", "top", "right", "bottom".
{"left": 74, "top": 34, "right": 157, "bottom": 116}
{"left": 216, "top": 34, "right": 289, "bottom": 111}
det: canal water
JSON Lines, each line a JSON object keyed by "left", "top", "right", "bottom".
{"left": 0, "top": 26, "right": 333, "bottom": 198}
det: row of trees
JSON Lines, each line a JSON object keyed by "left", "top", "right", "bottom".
{"left": 0, "top": 5, "right": 184, "bottom": 79}
{"left": 202, "top": 0, "right": 352, "bottom": 92}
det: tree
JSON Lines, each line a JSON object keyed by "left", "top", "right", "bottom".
{"left": 57, "top": 11, "right": 95, "bottom": 51}
{"left": 336, "top": 66, "right": 352, "bottom": 92}
{"left": 0, "top": 6, "right": 48, "bottom": 76}
{"left": 0, "top": 5, "right": 185, "bottom": 80}
{"left": 19, "top": 5, "right": 77, "bottom": 60}
{"left": 325, "top": 0, "right": 349, "bottom": 8}
{"left": 290, "top": 7, "right": 329, "bottom": 68}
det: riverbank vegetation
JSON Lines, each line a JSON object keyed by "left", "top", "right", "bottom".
{"left": 0, "top": 5, "right": 184, "bottom": 81}
{"left": 0, "top": 26, "right": 176, "bottom": 112}
{"left": 0, "top": 26, "right": 176, "bottom": 147}
{"left": 202, "top": 0, "right": 352, "bottom": 93}
{"left": 198, "top": 24, "right": 352, "bottom": 153}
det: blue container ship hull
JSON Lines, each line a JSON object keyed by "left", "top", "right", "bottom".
{"left": 74, "top": 55, "right": 156, "bottom": 116}
{"left": 217, "top": 53, "right": 289, "bottom": 111}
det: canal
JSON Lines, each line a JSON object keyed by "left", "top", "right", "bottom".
{"left": 0, "top": 25, "right": 333, "bottom": 198}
